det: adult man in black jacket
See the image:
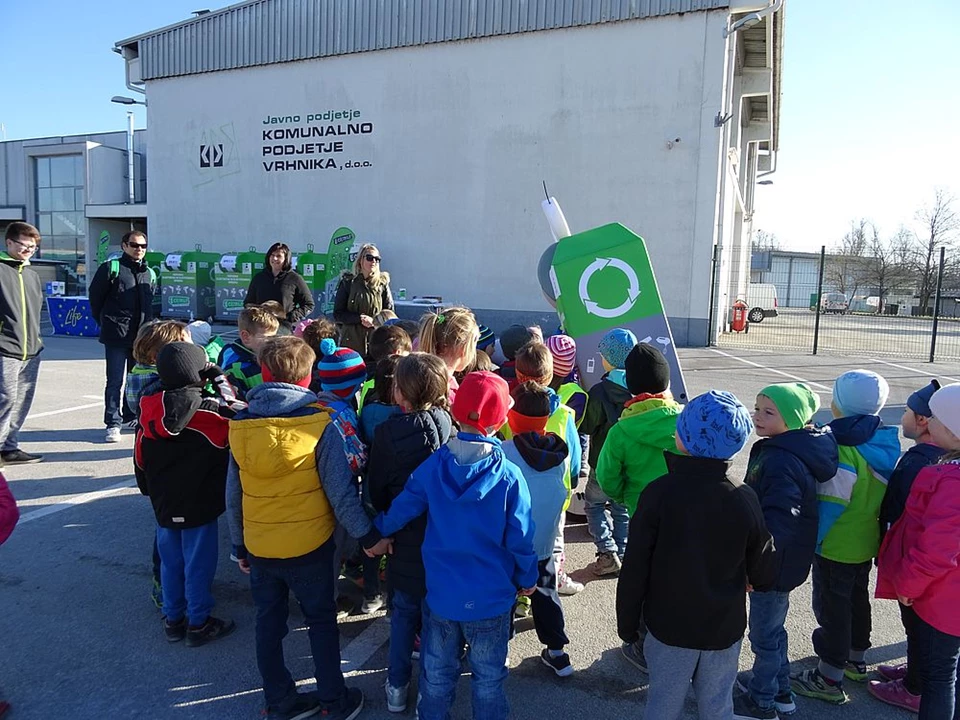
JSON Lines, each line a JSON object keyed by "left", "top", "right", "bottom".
{"left": 0, "top": 222, "right": 45, "bottom": 464}
{"left": 88, "top": 231, "right": 155, "bottom": 443}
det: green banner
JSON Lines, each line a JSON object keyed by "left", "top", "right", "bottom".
{"left": 97, "top": 231, "right": 110, "bottom": 265}
{"left": 323, "top": 226, "right": 356, "bottom": 313}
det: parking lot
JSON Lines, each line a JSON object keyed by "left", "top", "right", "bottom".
{"left": 1, "top": 336, "right": 953, "bottom": 719}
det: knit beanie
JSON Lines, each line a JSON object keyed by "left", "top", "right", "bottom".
{"left": 477, "top": 324, "right": 496, "bottom": 351}
{"left": 316, "top": 337, "right": 367, "bottom": 399}
{"left": 928, "top": 383, "right": 960, "bottom": 439}
{"left": 500, "top": 325, "right": 536, "bottom": 361}
{"left": 157, "top": 342, "right": 209, "bottom": 390}
{"left": 624, "top": 343, "right": 671, "bottom": 396}
{"left": 546, "top": 335, "right": 577, "bottom": 380}
{"left": 833, "top": 370, "right": 889, "bottom": 417}
{"left": 598, "top": 328, "right": 638, "bottom": 370}
{"left": 676, "top": 390, "right": 754, "bottom": 460}
{"left": 186, "top": 320, "right": 211, "bottom": 347}
{"left": 907, "top": 380, "right": 940, "bottom": 418}
{"left": 759, "top": 383, "right": 821, "bottom": 431}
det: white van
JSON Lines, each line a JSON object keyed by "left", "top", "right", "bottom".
{"left": 821, "top": 292, "right": 849, "bottom": 314}
{"left": 746, "top": 283, "right": 779, "bottom": 323}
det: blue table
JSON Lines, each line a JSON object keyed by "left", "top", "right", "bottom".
{"left": 47, "top": 296, "right": 99, "bottom": 337}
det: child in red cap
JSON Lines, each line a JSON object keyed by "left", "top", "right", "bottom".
{"left": 374, "top": 371, "right": 538, "bottom": 720}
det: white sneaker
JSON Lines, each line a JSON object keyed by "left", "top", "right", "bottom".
{"left": 105, "top": 427, "right": 121, "bottom": 443}
{"left": 361, "top": 594, "right": 385, "bottom": 614}
{"left": 558, "top": 573, "right": 584, "bottom": 596}
{"left": 385, "top": 680, "right": 408, "bottom": 713}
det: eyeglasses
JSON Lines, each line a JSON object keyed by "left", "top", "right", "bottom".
{"left": 126, "top": 242, "right": 148, "bottom": 249}
{"left": 10, "top": 238, "right": 38, "bottom": 253}
{"left": 364, "top": 254, "right": 381, "bottom": 263}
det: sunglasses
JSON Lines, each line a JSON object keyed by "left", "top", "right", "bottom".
{"left": 126, "top": 242, "right": 148, "bottom": 249}
{"left": 364, "top": 254, "right": 381, "bottom": 263}
{"left": 10, "top": 238, "right": 38, "bottom": 253}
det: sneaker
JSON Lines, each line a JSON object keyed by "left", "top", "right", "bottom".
{"left": 878, "top": 663, "right": 908, "bottom": 682}
{"left": 151, "top": 578, "right": 163, "bottom": 610}
{"left": 163, "top": 616, "right": 186, "bottom": 643}
{"left": 790, "top": 668, "right": 847, "bottom": 704}
{"left": 360, "top": 594, "right": 385, "bottom": 614}
{"left": 0, "top": 449, "right": 42, "bottom": 464}
{"left": 593, "top": 551, "right": 622, "bottom": 577}
{"left": 844, "top": 660, "right": 869, "bottom": 683}
{"left": 267, "top": 692, "right": 321, "bottom": 720}
{"left": 621, "top": 640, "right": 648, "bottom": 673}
{"left": 411, "top": 634, "right": 420, "bottom": 660}
{"left": 867, "top": 679, "right": 921, "bottom": 713}
{"left": 732, "top": 688, "right": 778, "bottom": 719}
{"left": 774, "top": 691, "right": 796, "bottom": 716}
{"left": 540, "top": 649, "right": 574, "bottom": 677}
{"left": 336, "top": 596, "right": 354, "bottom": 620}
{"left": 384, "top": 681, "right": 408, "bottom": 713}
{"left": 317, "top": 687, "right": 363, "bottom": 720}
{"left": 105, "top": 426, "right": 121, "bottom": 443}
{"left": 122, "top": 420, "right": 138, "bottom": 432}
{"left": 514, "top": 595, "right": 532, "bottom": 618}
{"left": 185, "top": 616, "right": 236, "bottom": 647}
{"left": 557, "top": 573, "right": 584, "bottom": 596}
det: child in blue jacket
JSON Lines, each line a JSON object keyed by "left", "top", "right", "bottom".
{"left": 375, "top": 371, "right": 537, "bottom": 720}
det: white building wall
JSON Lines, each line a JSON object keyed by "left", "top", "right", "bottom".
{"left": 145, "top": 11, "right": 728, "bottom": 344}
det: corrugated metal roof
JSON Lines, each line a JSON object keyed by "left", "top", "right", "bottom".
{"left": 118, "top": 0, "right": 731, "bottom": 80}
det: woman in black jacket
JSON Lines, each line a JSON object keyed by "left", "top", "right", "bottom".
{"left": 333, "top": 243, "right": 393, "bottom": 358}
{"left": 243, "top": 243, "right": 314, "bottom": 327}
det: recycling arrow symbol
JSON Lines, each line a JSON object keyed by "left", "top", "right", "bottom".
{"left": 579, "top": 257, "right": 641, "bottom": 318}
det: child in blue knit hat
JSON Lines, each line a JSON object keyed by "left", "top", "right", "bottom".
{"left": 617, "top": 390, "right": 775, "bottom": 720}
{"left": 791, "top": 369, "right": 901, "bottom": 705}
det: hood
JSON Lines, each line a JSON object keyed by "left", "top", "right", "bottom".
{"left": 513, "top": 432, "right": 568, "bottom": 472}
{"left": 0, "top": 251, "right": 27, "bottom": 267}
{"left": 438, "top": 438, "right": 511, "bottom": 503}
{"left": 621, "top": 396, "right": 682, "bottom": 421}
{"left": 763, "top": 426, "right": 839, "bottom": 483}
{"left": 602, "top": 376, "right": 633, "bottom": 407}
{"left": 140, "top": 387, "right": 204, "bottom": 438}
{"left": 828, "top": 415, "right": 901, "bottom": 480}
{"left": 244, "top": 382, "right": 319, "bottom": 418}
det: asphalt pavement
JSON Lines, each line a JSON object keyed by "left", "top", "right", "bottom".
{"left": 1, "top": 337, "right": 949, "bottom": 719}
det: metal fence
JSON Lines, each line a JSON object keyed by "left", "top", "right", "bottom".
{"left": 719, "top": 246, "right": 960, "bottom": 361}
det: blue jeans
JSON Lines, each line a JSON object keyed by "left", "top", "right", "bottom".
{"left": 155, "top": 520, "right": 219, "bottom": 627}
{"left": 249, "top": 538, "right": 345, "bottom": 709}
{"left": 104, "top": 344, "right": 135, "bottom": 428}
{"left": 418, "top": 603, "right": 511, "bottom": 720}
{"left": 909, "top": 607, "right": 960, "bottom": 720}
{"left": 388, "top": 588, "right": 423, "bottom": 688}
{"left": 583, "top": 471, "right": 629, "bottom": 556}
{"left": 747, "top": 591, "right": 791, "bottom": 709}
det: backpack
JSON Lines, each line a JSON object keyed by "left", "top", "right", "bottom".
{"left": 110, "top": 259, "right": 157, "bottom": 289}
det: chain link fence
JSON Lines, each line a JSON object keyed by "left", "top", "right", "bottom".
{"left": 719, "top": 246, "right": 960, "bottom": 360}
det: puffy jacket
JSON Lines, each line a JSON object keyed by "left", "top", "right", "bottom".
{"left": 819, "top": 415, "right": 901, "bottom": 563}
{"left": 333, "top": 272, "right": 393, "bottom": 357}
{"left": 366, "top": 407, "right": 453, "bottom": 597}
{"left": 359, "top": 401, "right": 402, "bottom": 445}
{"left": 217, "top": 342, "right": 262, "bottom": 401}
{"left": 503, "top": 432, "right": 569, "bottom": 560}
{"left": 88, "top": 254, "right": 155, "bottom": 346}
{"left": 877, "top": 460, "right": 960, "bottom": 636}
{"left": 596, "top": 395, "right": 684, "bottom": 514}
{"left": 134, "top": 387, "right": 230, "bottom": 529}
{"left": 0, "top": 474, "right": 19, "bottom": 545}
{"left": 580, "top": 376, "right": 633, "bottom": 468}
{"left": 243, "top": 269, "right": 314, "bottom": 325}
{"left": 879, "top": 442, "right": 945, "bottom": 541}
{"left": 375, "top": 433, "right": 538, "bottom": 621}
{"left": 745, "top": 427, "right": 839, "bottom": 591}
{"left": 0, "top": 253, "right": 43, "bottom": 361}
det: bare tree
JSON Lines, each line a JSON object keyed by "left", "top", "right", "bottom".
{"left": 861, "top": 225, "right": 913, "bottom": 314}
{"left": 913, "top": 189, "right": 959, "bottom": 312}
{"left": 752, "top": 229, "right": 780, "bottom": 253}
{"left": 825, "top": 220, "right": 869, "bottom": 298}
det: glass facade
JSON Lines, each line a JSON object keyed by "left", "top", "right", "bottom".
{"left": 35, "top": 155, "right": 85, "bottom": 268}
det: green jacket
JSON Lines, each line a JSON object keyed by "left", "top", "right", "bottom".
{"left": 595, "top": 396, "right": 683, "bottom": 514}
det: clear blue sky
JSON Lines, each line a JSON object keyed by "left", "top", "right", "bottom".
{"left": 3, "top": 0, "right": 959, "bottom": 253}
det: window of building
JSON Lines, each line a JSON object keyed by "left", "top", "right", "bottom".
{"left": 35, "top": 154, "right": 85, "bottom": 269}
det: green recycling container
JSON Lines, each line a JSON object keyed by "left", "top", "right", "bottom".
{"left": 214, "top": 248, "right": 264, "bottom": 321}
{"left": 297, "top": 244, "right": 328, "bottom": 315}
{"left": 160, "top": 246, "right": 219, "bottom": 320}
{"left": 144, "top": 250, "right": 165, "bottom": 316}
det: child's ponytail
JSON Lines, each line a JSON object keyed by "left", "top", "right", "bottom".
{"left": 418, "top": 307, "right": 479, "bottom": 371}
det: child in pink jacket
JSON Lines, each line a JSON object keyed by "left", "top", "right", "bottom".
{"left": 876, "top": 382, "right": 960, "bottom": 720}
{"left": 0, "top": 472, "right": 18, "bottom": 717}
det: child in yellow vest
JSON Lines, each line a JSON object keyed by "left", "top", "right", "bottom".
{"left": 226, "top": 335, "right": 388, "bottom": 720}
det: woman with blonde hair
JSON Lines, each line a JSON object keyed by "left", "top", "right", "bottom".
{"left": 333, "top": 243, "right": 394, "bottom": 357}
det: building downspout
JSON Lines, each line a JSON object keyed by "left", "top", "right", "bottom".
{"left": 127, "top": 111, "right": 136, "bottom": 206}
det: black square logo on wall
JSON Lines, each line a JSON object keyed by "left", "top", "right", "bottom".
{"left": 199, "top": 144, "right": 224, "bottom": 168}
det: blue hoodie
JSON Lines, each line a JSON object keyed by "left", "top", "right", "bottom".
{"left": 375, "top": 432, "right": 538, "bottom": 621}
